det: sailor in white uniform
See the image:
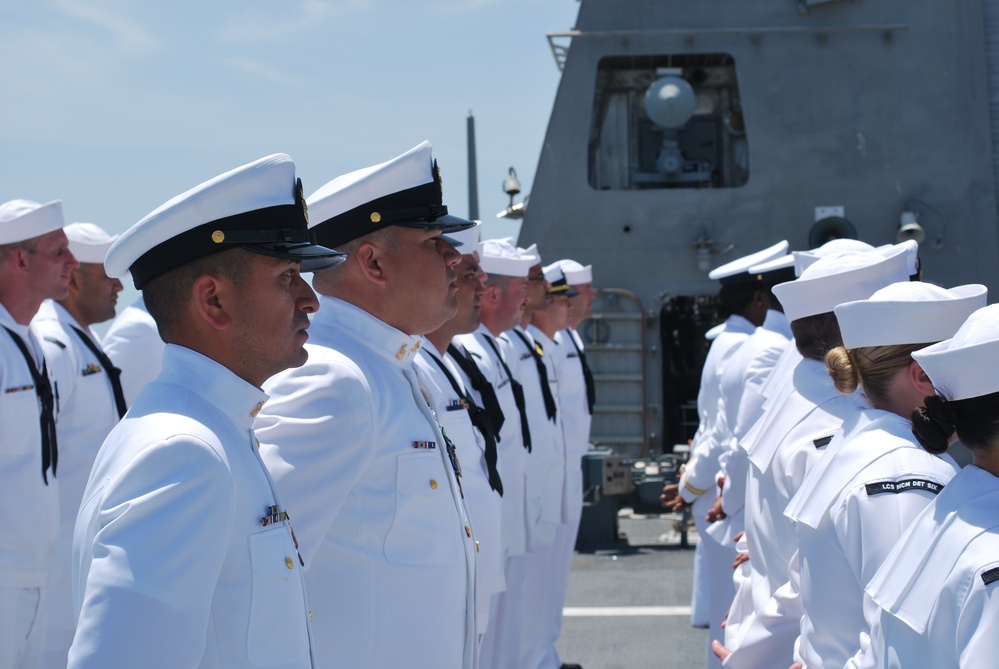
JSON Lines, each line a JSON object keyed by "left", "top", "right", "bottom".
{"left": 100, "top": 296, "right": 163, "bottom": 406}
{"left": 716, "top": 246, "right": 913, "bottom": 668}
{"left": 862, "top": 304, "right": 999, "bottom": 669}
{"left": 552, "top": 260, "right": 595, "bottom": 530}
{"left": 30, "top": 222, "right": 125, "bottom": 669}
{"left": 706, "top": 253, "right": 796, "bottom": 547}
{"left": 546, "top": 258, "right": 595, "bottom": 669}
{"left": 662, "top": 240, "right": 787, "bottom": 669}
{"left": 0, "top": 199, "right": 77, "bottom": 669}
{"left": 520, "top": 264, "right": 579, "bottom": 669}
{"left": 413, "top": 221, "right": 506, "bottom": 667}
{"left": 255, "top": 143, "right": 478, "bottom": 669}
{"left": 785, "top": 281, "right": 984, "bottom": 669}
{"left": 70, "top": 154, "right": 342, "bottom": 668}
{"left": 720, "top": 240, "right": 885, "bottom": 649}
{"left": 454, "top": 238, "right": 534, "bottom": 669}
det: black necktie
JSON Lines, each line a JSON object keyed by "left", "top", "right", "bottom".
{"left": 481, "top": 334, "right": 531, "bottom": 452}
{"left": 4, "top": 327, "right": 58, "bottom": 484}
{"left": 510, "top": 329, "right": 557, "bottom": 422}
{"left": 71, "top": 326, "right": 127, "bottom": 419}
{"left": 448, "top": 344, "right": 505, "bottom": 437}
{"left": 566, "top": 328, "right": 595, "bottom": 415}
{"left": 429, "top": 350, "right": 503, "bottom": 496}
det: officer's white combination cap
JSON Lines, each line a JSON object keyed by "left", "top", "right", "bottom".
{"left": 554, "top": 258, "right": 593, "bottom": 285}
{"left": 306, "top": 141, "right": 473, "bottom": 249}
{"left": 0, "top": 199, "right": 65, "bottom": 245}
{"left": 913, "top": 303, "right": 999, "bottom": 401}
{"left": 543, "top": 262, "right": 578, "bottom": 296}
{"left": 834, "top": 282, "right": 988, "bottom": 349}
{"left": 708, "top": 240, "right": 789, "bottom": 285}
{"left": 448, "top": 220, "right": 481, "bottom": 252}
{"left": 105, "top": 153, "right": 342, "bottom": 289}
{"left": 773, "top": 246, "right": 913, "bottom": 322}
{"left": 478, "top": 237, "right": 534, "bottom": 277}
{"left": 65, "top": 222, "right": 117, "bottom": 264}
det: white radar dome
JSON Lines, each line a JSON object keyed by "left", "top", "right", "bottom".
{"left": 644, "top": 76, "right": 696, "bottom": 129}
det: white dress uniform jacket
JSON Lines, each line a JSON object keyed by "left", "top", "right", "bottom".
{"left": 70, "top": 344, "right": 314, "bottom": 669}
{"left": 101, "top": 296, "right": 165, "bottom": 406}
{"left": 863, "top": 465, "right": 999, "bottom": 669}
{"left": 724, "top": 357, "right": 865, "bottom": 669}
{"left": 31, "top": 300, "right": 122, "bottom": 667}
{"left": 785, "top": 408, "right": 958, "bottom": 669}
{"left": 415, "top": 343, "right": 503, "bottom": 649}
{"left": 256, "top": 297, "right": 475, "bottom": 669}
{"left": 679, "top": 314, "right": 756, "bottom": 504}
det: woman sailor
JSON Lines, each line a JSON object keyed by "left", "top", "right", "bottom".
{"left": 860, "top": 303, "right": 999, "bottom": 668}
{"left": 783, "top": 281, "right": 986, "bottom": 668}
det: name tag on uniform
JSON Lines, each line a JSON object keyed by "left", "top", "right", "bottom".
{"left": 865, "top": 478, "right": 943, "bottom": 496}
{"left": 519, "top": 353, "right": 532, "bottom": 361}
{"left": 412, "top": 441, "right": 437, "bottom": 450}
{"left": 566, "top": 352, "right": 579, "bottom": 359}
{"left": 446, "top": 399, "right": 467, "bottom": 412}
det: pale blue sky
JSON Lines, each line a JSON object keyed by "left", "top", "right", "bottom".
{"left": 1, "top": 0, "right": 579, "bottom": 248}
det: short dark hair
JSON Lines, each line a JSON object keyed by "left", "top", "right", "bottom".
{"left": 143, "top": 247, "right": 249, "bottom": 342}
{"left": 790, "top": 312, "right": 843, "bottom": 361}
{"left": 911, "top": 391, "right": 999, "bottom": 455}
{"left": 716, "top": 283, "right": 758, "bottom": 320}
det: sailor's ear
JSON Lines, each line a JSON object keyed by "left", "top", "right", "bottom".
{"left": 352, "top": 240, "right": 388, "bottom": 287}
{"left": 191, "top": 273, "right": 234, "bottom": 331}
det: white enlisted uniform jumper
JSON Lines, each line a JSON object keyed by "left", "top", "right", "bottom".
{"left": 100, "top": 296, "right": 164, "bottom": 406}
{"left": 863, "top": 464, "right": 999, "bottom": 669}
{"left": 70, "top": 344, "right": 315, "bottom": 669}
{"left": 785, "top": 408, "right": 958, "bottom": 669}
{"left": 724, "top": 356, "right": 865, "bottom": 669}
{"left": 414, "top": 342, "right": 503, "bottom": 666}
{"left": 256, "top": 297, "right": 476, "bottom": 669}
{"left": 31, "top": 300, "right": 122, "bottom": 669}
{"left": 454, "top": 326, "right": 528, "bottom": 669}
{"left": 0, "top": 304, "right": 60, "bottom": 669}
{"left": 514, "top": 324, "right": 568, "bottom": 669}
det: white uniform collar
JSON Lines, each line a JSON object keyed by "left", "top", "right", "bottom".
{"left": 867, "top": 465, "right": 999, "bottom": 631}
{"left": 745, "top": 358, "right": 855, "bottom": 470}
{"left": 527, "top": 323, "right": 556, "bottom": 350}
{"left": 314, "top": 295, "right": 424, "bottom": 366}
{"left": 0, "top": 302, "right": 29, "bottom": 336}
{"left": 34, "top": 299, "right": 92, "bottom": 337}
{"left": 725, "top": 313, "right": 758, "bottom": 336}
{"left": 157, "top": 344, "right": 269, "bottom": 427}
{"left": 785, "top": 408, "right": 909, "bottom": 527}
{"left": 761, "top": 309, "right": 792, "bottom": 339}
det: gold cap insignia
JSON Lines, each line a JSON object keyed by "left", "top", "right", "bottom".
{"left": 212, "top": 230, "right": 225, "bottom": 244}
{"left": 370, "top": 212, "right": 382, "bottom": 223}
